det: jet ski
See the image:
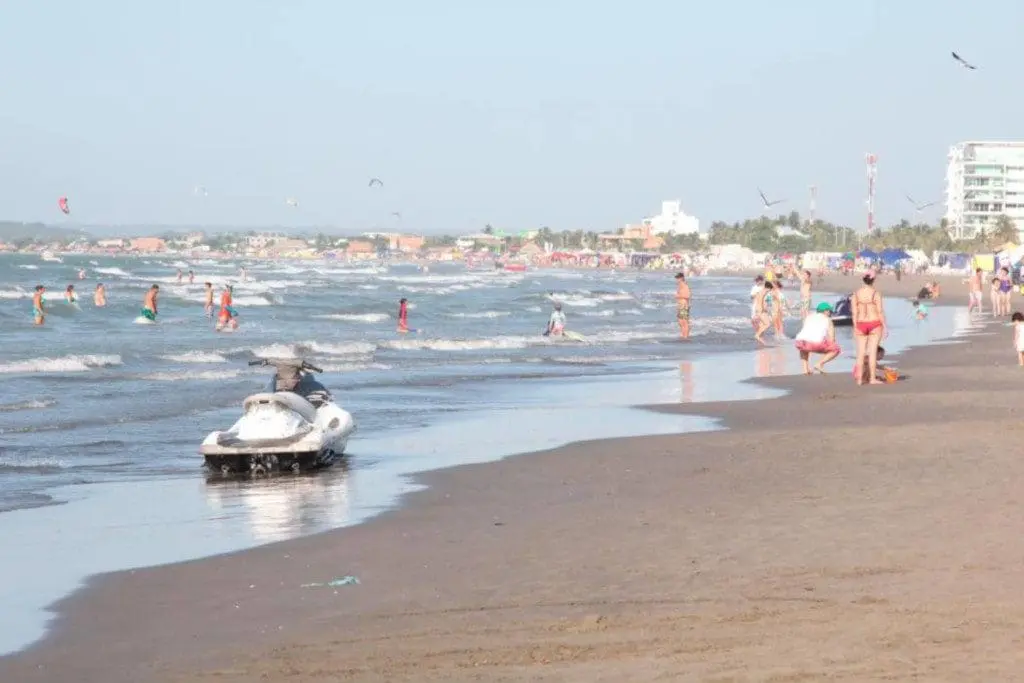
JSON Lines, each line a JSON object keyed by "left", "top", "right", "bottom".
{"left": 831, "top": 295, "right": 853, "bottom": 327}
{"left": 200, "top": 359, "right": 356, "bottom": 475}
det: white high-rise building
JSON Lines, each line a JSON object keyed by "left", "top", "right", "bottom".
{"left": 643, "top": 200, "right": 700, "bottom": 235}
{"left": 945, "top": 141, "right": 1024, "bottom": 240}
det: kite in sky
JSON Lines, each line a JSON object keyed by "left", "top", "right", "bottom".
{"left": 391, "top": 211, "right": 402, "bottom": 219}
{"left": 369, "top": 178, "right": 383, "bottom": 188}
{"left": 285, "top": 197, "right": 299, "bottom": 207}
{"left": 58, "top": 196, "right": 70, "bottom": 215}
{"left": 951, "top": 51, "right": 977, "bottom": 70}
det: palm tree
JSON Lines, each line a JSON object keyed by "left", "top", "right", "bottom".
{"left": 483, "top": 224, "right": 494, "bottom": 235}
{"left": 991, "top": 214, "right": 1019, "bottom": 246}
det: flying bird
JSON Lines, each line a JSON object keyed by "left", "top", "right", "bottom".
{"left": 951, "top": 51, "right": 977, "bottom": 70}
{"left": 906, "top": 195, "right": 938, "bottom": 212}
{"left": 757, "top": 188, "right": 785, "bottom": 208}
{"left": 368, "top": 178, "right": 383, "bottom": 188}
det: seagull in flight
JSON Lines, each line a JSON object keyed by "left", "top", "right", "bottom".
{"left": 758, "top": 188, "right": 785, "bottom": 208}
{"left": 951, "top": 51, "right": 977, "bottom": 70}
{"left": 906, "top": 194, "right": 938, "bottom": 212}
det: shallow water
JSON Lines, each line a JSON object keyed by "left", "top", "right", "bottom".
{"left": 0, "top": 254, "right": 979, "bottom": 655}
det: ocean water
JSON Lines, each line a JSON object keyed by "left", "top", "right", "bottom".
{"left": 0, "top": 253, "right": 977, "bottom": 655}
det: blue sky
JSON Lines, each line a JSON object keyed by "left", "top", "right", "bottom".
{"left": 1, "top": 0, "right": 1020, "bottom": 234}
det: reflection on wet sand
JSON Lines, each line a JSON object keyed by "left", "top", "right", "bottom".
{"left": 204, "top": 461, "right": 352, "bottom": 544}
{"left": 678, "top": 361, "right": 694, "bottom": 402}
{"left": 755, "top": 346, "right": 790, "bottom": 377}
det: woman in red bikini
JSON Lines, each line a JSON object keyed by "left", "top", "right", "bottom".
{"left": 851, "top": 272, "right": 887, "bottom": 385}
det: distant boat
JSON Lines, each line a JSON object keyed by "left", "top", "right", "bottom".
{"left": 41, "top": 251, "right": 63, "bottom": 263}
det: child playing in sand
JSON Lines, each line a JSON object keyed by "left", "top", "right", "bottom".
{"left": 1013, "top": 312, "right": 1024, "bottom": 366}
{"left": 912, "top": 300, "right": 929, "bottom": 320}
{"left": 854, "top": 345, "right": 899, "bottom": 383}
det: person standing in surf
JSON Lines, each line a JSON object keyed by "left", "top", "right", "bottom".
{"left": 749, "top": 275, "right": 765, "bottom": 330}
{"left": 799, "top": 269, "right": 813, "bottom": 318}
{"left": 204, "top": 282, "right": 214, "bottom": 317}
{"left": 32, "top": 285, "right": 46, "bottom": 325}
{"left": 397, "top": 298, "right": 410, "bottom": 333}
{"left": 94, "top": 282, "right": 106, "bottom": 307}
{"left": 674, "top": 272, "right": 691, "bottom": 340}
{"left": 141, "top": 284, "right": 159, "bottom": 322}
{"left": 753, "top": 282, "right": 774, "bottom": 345}
{"left": 966, "top": 267, "right": 983, "bottom": 315}
{"left": 216, "top": 284, "right": 237, "bottom": 331}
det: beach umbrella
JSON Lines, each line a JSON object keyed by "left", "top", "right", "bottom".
{"left": 858, "top": 248, "right": 879, "bottom": 260}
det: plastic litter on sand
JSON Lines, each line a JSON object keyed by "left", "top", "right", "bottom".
{"left": 300, "top": 575, "right": 360, "bottom": 588}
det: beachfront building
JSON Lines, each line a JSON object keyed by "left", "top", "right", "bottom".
{"left": 642, "top": 200, "right": 700, "bottom": 236}
{"left": 945, "top": 141, "right": 1024, "bottom": 240}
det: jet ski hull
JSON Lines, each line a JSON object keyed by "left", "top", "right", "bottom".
{"left": 203, "top": 448, "right": 341, "bottom": 475}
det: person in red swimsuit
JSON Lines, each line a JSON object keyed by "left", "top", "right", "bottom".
{"left": 851, "top": 272, "right": 887, "bottom": 385}
{"left": 397, "top": 298, "right": 409, "bottom": 333}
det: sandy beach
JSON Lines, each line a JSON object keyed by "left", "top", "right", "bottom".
{"left": 6, "top": 273, "right": 1024, "bottom": 683}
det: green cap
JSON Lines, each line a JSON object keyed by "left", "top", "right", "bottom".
{"left": 816, "top": 302, "right": 833, "bottom": 313}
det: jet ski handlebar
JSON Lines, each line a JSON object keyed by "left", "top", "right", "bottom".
{"left": 247, "top": 359, "right": 323, "bottom": 373}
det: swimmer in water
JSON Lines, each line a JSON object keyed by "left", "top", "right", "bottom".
{"left": 216, "top": 284, "right": 237, "bottom": 331}
{"left": 64, "top": 284, "right": 77, "bottom": 303}
{"left": 141, "top": 284, "right": 159, "bottom": 321}
{"left": 94, "top": 282, "right": 106, "bottom": 307}
{"left": 397, "top": 297, "right": 410, "bottom": 333}
{"left": 78, "top": 268, "right": 86, "bottom": 280}
{"left": 239, "top": 266, "right": 247, "bottom": 282}
{"left": 176, "top": 269, "right": 183, "bottom": 283}
{"left": 188, "top": 269, "right": 195, "bottom": 285}
{"left": 545, "top": 302, "right": 566, "bottom": 337}
{"left": 32, "top": 285, "right": 46, "bottom": 325}
{"left": 204, "top": 282, "right": 214, "bottom": 317}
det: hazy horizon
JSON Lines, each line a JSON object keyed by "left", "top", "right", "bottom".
{"left": 2, "top": 0, "right": 1020, "bottom": 233}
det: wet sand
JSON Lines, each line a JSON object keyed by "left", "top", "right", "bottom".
{"left": 6, "top": 285, "right": 1024, "bottom": 682}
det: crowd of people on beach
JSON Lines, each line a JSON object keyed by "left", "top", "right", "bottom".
{"left": 744, "top": 264, "right": 896, "bottom": 385}
{"left": 29, "top": 259, "right": 1024, "bottom": 381}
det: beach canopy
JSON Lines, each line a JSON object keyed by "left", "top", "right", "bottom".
{"left": 857, "top": 248, "right": 878, "bottom": 260}
{"left": 879, "top": 247, "right": 910, "bottom": 264}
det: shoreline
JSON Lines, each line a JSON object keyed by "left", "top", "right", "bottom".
{"left": 0, "top": 276, "right": 992, "bottom": 681}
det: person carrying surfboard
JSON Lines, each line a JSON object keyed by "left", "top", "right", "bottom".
{"left": 141, "top": 284, "right": 159, "bottom": 322}
{"left": 545, "top": 302, "right": 566, "bottom": 337}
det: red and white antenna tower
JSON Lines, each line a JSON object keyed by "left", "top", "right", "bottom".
{"left": 866, "top": 153, "right": 878, "bottom": 234}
